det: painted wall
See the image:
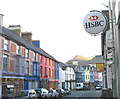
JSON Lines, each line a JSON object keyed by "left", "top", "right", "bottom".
{"left": 59, "top": 66, "right": 65, "bottom": 89}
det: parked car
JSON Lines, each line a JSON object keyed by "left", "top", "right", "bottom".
{"left": 35, "top": 88, "right": 49, "bottom": 98}
{"left": 95, "top": 85, "right": 102, "bottom": 90}
{"left": 63, "top": 88, "right": 71, "bottom": 95}
{"left": 76, "top": 83, "right": 84, "bottom": 91}
{"left": 57, "top": 89, "right": 65, "bottom": 96}
{"left": 83, "top": 85, "right": 90, "bottom": 90}
{"left": 56, "top": 89, "right": 63, "bottom": 97}
{"left": 20, "top": 89, "right": 38, "bottom": 98}
{"left": 35, "top": 88, "right": 59, "bottom": 98}
{"left": 48, "top": 89, "right": 59, "bottom": 97}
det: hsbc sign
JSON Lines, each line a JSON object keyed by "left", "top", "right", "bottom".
{"left": 83, "top": 11, "right": 107, "bottom": 34}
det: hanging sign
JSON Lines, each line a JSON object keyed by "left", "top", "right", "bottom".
{"left": 96, "top": 63, "right": 104, "bottom": 72}
{"left": 83, "top": 11, "right": 107, "bottom": 34}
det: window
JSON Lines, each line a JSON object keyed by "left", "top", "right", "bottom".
{"left": 44, "top": 57, "right": 47, "bottom": 65}
{"left": 4, "top": 39, "right": 9, "bottom": 51}
{"left": 49, "top": 68, "right": 51, "bottom": 77}
{"left": 15, "top": 57, "right": 19, "bottom": 73}
{"left": 15, "top": 56, "right": 24, "bottom": 74}
{"left": 25, "top": 49, "right": 29, "bottom": 58}
{"left": 26, "top": 61, "right": 29, "bottom": 75}
{"left": 16, "top": 45, "right": 20, "bottom": 55}
{"left": 66, "top": 74, "right": 68, "bottom": 80}
{"left": 40, "top": 55, "right": 42, "bottom": 63}
{"left": 45, "top": 67, "right": 47, "bottom": 75}
{"left": 40, "top": 66, "right": 42, "bottom": 76}
{"left": 33, "top": 63, "right": 37, "bottom": 75}
{"left": 20, "top": 58, "right": 24, "bottom": 74}
{"left": 34, "top": 52, "right": 36, "bottom": 61}
{"left": 3, "top": 54, "right": 9, "bottom": 72}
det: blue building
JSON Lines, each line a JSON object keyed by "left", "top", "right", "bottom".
{"left": 75, "top": 66, "right": 85, "bottom": 83}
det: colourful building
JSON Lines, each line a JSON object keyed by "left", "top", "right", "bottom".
{"left": 0, "top": 16, "right": 61, "bottom": 98}
{"left": 0, "top": 25, "right": 42, "bottom": 97}
{"left": 39, "top": 49, "right": 59, "bottom": 90}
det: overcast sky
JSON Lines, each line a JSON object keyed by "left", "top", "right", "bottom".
{"left": 0, "top": 0, "right": 111, "bottom": 63}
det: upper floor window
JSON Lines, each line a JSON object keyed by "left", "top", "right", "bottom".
{"left": 40, "top": 55, "right": 42, "bottom": 63}
{"left": 34, "top": 52, "right": 36, "bottom": 61}
{"left": 15, "top": 57, "right": 19, "bottom": 73}
{"left": 40, "top": 66, "right": 42, "bottom": 76}
{"left": 33, "top": 63, "right": 37, "bottom": 75}
{"left": 3, "top": 54, "right": 9, "bottom": 72}
{"left": 45, "top": 67, "right": 47, "bottom": 75}
{"left": 4, "top": 39, "right": 9, "bottom": 51}
{"left": 25, "top": 49, "right": 29, "bottom": 58}
{"left": 49, "top": 68, "right": 51, "bottom": 77}
{"left": 16, "top": 45, "right": 20, "bottom": 55}
{"left": 45, "top": 57, "right": 47, "bottom": 65}
{"left": 20, "top": 57, "right": 25, "bottom": 74}
{"left": 26, "top": 61, "right": 29, "bottom": 75}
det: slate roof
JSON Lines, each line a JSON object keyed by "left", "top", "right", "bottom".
{"left": 0, "top": 27, "right": 57, "bottom": 61}
{"left": 90, "top": 55, "right": 104, "bottom": 64}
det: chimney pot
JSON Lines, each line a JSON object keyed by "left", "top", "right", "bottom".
{"left": 8, "top": 25, "right": 21, "bottom": 36}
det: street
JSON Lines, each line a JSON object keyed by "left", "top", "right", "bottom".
{"left": 3, "top": 89, "right": 102, "bottom": 99}
{"left": 61, "top": 89, "right": 102, "bottom": 99}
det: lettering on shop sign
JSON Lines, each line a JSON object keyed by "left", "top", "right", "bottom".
{"left": 83, "top": 11, "right": 107, "bottom": 34}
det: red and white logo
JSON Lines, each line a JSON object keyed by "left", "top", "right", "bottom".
{"left": 89, "top": 16, "right": 99, "bottom": 21}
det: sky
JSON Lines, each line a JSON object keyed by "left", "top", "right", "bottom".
{"left": 0, "top": 0, "right": 111, "bottom": 63}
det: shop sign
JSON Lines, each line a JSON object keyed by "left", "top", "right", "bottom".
{"left": 96, "top": 63, "right": 104, "bottom": 72}
{"left": 83, "top": 11, "right": 107, "bottom": 34}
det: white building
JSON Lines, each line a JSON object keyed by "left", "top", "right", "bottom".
{"left": 58, "top": 66, "right": 66, "bottom": 89}
{"left": 65, "top": 66, "right": 76, "bottom": 90}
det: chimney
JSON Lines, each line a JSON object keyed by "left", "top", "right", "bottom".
{"left": 32, "top": 40, "right": 40, "bottom": 48}
{"left": 0, "top": 14, "right": 4, "bottom": 27}
{"left": 8, "top": 25, "right": 21, "bottom": 36}
{"left": 22, "top": 32, "right": 32, "bottom": 43}
{"left": 0, "top": 14, "right": 4, "bottom": 33}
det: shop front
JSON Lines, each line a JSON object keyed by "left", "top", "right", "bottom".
{"left": 48, "top": 79, "right": 59, "bottom": 90}
{"left": 2, "top": 76, "right": 24, "bottom": 97}
{"left": 40, "top": 79, "right": 49, "bottom": 89}
{"left": 24, "top": 76, "right": 40, "bottom": 90}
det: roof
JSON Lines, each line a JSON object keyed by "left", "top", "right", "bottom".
{"left": 0, "top": 27, "right": 57, "bottom": 61}
{"left": 90, "top": 55, "right": 104, "bottom": 64}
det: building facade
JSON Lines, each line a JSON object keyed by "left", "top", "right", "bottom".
{"left": 65, "top": 66, "right": 76, "bottom": 90}
{"left": 0, "top": 25, "right": 42, "bottom": 97}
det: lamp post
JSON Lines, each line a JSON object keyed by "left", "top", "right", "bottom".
{"left": 108, "top": 0, "right": 119, "bottom": 98}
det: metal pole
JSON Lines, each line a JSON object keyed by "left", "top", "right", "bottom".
{"left": 108, "top": 0, "right": 117, "bottom": 98}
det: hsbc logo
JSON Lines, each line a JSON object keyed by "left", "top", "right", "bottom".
{"left": 83, "top": 11, "right": 107, "bottom": 34}
{"left": 89, "top": 16, "right": 99, "bottom": 21}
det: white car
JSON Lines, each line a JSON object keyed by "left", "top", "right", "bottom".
{"left": 21, "top": 89, "right": 37, "bottom": 98}
{"left": 95, "top": 85, "right": 102, "bottom": 90}
{"left": 48, "top": 89, "right": 59, "bottom": 97}
{"left": 39, "top": 88, "right": 50, "bottom": 98}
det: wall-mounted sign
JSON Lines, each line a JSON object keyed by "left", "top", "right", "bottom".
{"left": 83, "top": 11, "right": 107, "bottom": 34}
{"left": 96, "top": 63, "right": 104, "bottom": 72}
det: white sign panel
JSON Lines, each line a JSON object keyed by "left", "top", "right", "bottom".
{"left": 83, "top": 11, "right": 107, "bottom": 34}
